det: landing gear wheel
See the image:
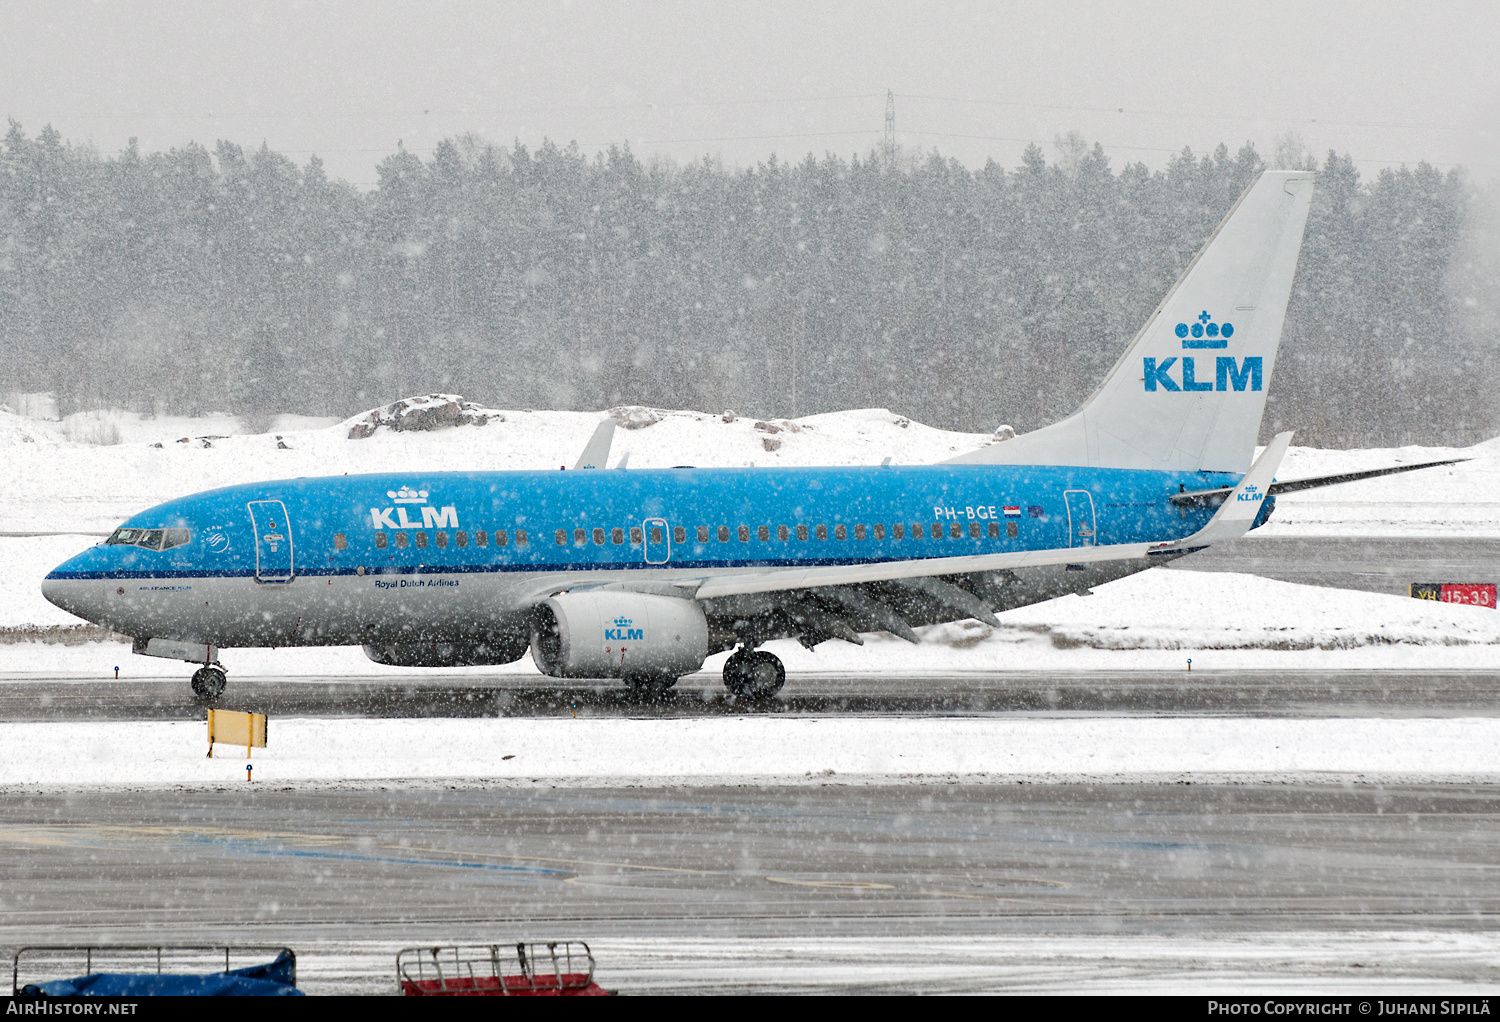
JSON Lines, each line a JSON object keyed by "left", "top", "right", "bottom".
{"left": 624, "top": 674, "right": 678, "bottom": 698}
{"left": 191, "top": 666, "right": 227, "bottom": 701}
{"left": 722, "top": 649, "right": 785, "bottom": 700}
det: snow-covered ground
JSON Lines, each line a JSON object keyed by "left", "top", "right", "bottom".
{"left": 2, "top": 398, "right": 1496, "bottom": 536}
{"left": 4, "top": 715, "right": 1500, "bottom": 787}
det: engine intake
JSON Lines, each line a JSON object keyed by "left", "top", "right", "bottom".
{"left": 531, "top": 592, "right": 708, "bottom": 681}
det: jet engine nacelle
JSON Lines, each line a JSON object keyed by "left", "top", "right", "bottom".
{"left": 531, "top": 592, "right": 709, "bottom": 680}
{"left": 363, "top": 636, "right": 529, "bottom": 667}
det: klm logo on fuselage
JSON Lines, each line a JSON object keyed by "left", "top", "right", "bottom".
{"left": 1146, "top": 312, "right": 1261, "bottom": 392}
{"left": 606, "top": 616, "right": 643, "bottom": 641}
{"left": 368, "top": 486, "right": 460, "bottom": 529}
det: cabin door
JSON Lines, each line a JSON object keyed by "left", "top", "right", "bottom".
{"left": 643, "top": 517, "right": 670, "bottom": 564}
{"left": 1064, "top": 490, "right": 1097, "bottom": 549}
{"left": 247, "top": 500, "right": 295, "bottom": 583}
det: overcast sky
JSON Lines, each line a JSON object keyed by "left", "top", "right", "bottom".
{"left": 3, "top": 0, "right": 1497, "bottom": 187}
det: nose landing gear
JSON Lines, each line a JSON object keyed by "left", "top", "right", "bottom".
{"left": 190, "top": 665, "right": 227, "bottom": 701}
{"left": 722, "top": 647, "right": 785, "bottom": 700}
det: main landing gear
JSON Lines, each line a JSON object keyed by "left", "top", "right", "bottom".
{"left": 190, "top": 665, "right": 227, "bottom": 701}
{"left": 722, "top": 647, "right": 785, "bottom": 700}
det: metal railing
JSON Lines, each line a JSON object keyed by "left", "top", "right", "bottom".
{"left": 12, "top": 945, "right": 295, "bottom": 995}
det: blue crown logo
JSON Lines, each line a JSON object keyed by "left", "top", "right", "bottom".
{"left": 1175, "top": 310, "right": 1233, "bottom": 349}
{"left": 613, "top": 617, "right": 632, "bottom": 627}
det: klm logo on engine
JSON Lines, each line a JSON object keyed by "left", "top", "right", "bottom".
{"left": 368, "top": 486, "right": 460, "bottom": 529}
{"left": 1144, "top": 356, "right": 1262, "bottom": 392}
{"left": 606, "top": 616, "right": 643, "bottom": 641}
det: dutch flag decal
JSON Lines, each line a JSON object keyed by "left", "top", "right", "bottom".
{"left": 1003, "top": 506, "right": 1022, "bottom": 518}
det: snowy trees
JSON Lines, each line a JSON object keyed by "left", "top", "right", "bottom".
{"left": 0, "top": 119, "right": 1493, "bottom": 447}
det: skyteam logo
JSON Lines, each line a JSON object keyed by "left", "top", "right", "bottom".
{"left": 606, "top": 616, "right": 643, "bottom": 641}
{"left": 369, "top": 484, "right": 459, "bottom": 530}
{"left": 1176, "top": 310, "right": 1234, "bottom": 349}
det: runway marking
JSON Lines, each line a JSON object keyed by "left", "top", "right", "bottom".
{"left": 765, "top": 877, "right": 896, "bottom": 890}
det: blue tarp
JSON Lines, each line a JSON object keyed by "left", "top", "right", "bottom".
{"left": 21, "top": 950, "right": 301, "bottom": 997}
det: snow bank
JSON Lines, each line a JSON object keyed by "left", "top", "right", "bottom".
{"left": 3, "top": 399, "right": 1495, "bottom": 534}
{"left": 3, "top": 715, "right": 1500, "bottom": 787}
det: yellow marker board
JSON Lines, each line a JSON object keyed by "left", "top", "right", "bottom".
{"left": 208, "top": 709, "right": 267, "bottom": 759}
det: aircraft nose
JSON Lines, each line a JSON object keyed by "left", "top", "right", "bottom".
{"left": 42, "top": 553, "right": 103, "bottom": 621}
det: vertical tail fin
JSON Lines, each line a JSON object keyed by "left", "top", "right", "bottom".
{"left": 949, "top": 171, "right": 1315, "bottom": 473}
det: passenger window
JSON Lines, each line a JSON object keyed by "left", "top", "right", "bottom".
{"left": 593, "top": 528, "right": 606, "bottom": 545}
{"left": 698, "top": 526, "right": 710, "bottom": 543}
{"left": 376, "top": 532, "right": 388, "bottom": 549}
{"left": 395, "top": 532, "right": 409, "bottom": 549}
{"left": 988, "top": 522, "right": 999, "bottom": 538}
{"left": 574, "top": 529, "right": 586, "bottom": 546}
{"left": 436, "top": 531, "right": 448, "bottom": 548}
{"left": 455, "top": 531, "right": 467, "bottom": 548}
{"left": 650, "top": 527, "right": 663, "bottom": 544}
{"left": 612, "top": 527, "right": 625, "bottom": 544}
{"left": 797, "top": 524, "right": 808, "bottom": 541}
{"left": 334, "top": 533, "right": 347, "bottom": 550}
{"left": 873, "top": 524, "right": 885, "bottom": 540}
{"left": 758, "top": 525, "right": 770, "bottom": 542}
{"left": 969, "top": 522, "right": 980, "bottom": 539}
{"left": 476, "top": 530, "right": 488, "bottom": 547}
{"left": 834, "top": 524, "right": 846, "bottom": 541}
{"left": 555, "top": 529, "right": 567, "bottom": 546}
{"left": 718, "top": 526, "right": 730, "bottom": 542}
{"left": 738, "top": 525, "right": 749, "bottom": 542}
{"left": 912, "top": 523, "right": 924, "bottom": 539}
{"left": 778, "top": 525, "right": 789, "bottom": 541}
{"left": 515, "top": 531, "right": 527, "bottom": 546}
{"left": 854, "top": 524, "right": 866, "bottom": 541}
{"left": 415, "top": 532, "right": 428, "bottom": 549}
{"left": 816, "top": 525, "right": 827, "bottom": 541}
{"left": 673, "top": 527, "right": 686, "bottom": 544}
{"left": 630, "top": 527, "right": 643, "bottom": 544}
{"left": 1007, "top": 521, "right": 1018, "bottom": 538}
{"left": 950, "top": 522, "right": 962, "bottom": 538}
{"left": 894, "top": 523, "right": 904, "bottom": 539}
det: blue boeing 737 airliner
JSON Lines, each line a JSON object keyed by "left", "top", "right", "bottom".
{"left": 40, "top": 172, "right": 1460, "bottom": 699}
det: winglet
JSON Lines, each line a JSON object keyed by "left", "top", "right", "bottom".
{"left": 1175, "top": 430, "right": 1293, "bottom": 548}
{"left": 573, "top": 420, "right": 616, "bottom": 470}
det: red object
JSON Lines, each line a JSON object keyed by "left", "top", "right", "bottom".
{"left": 1440, "top": 583, "right": 1496, "bottom": 608}
{"left": 401, "top": 973, "right": 607, "bottom": 997}
{"left": 397, "top": 942, "right": 609, "bottom": 997}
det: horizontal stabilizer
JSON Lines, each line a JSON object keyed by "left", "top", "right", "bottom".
{"left": 1170, "top": 456, "right": 1468, "bottom": 509}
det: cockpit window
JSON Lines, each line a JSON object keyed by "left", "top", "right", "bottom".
{"left": 106, "top": 527, "right": 191, "bottom": 551}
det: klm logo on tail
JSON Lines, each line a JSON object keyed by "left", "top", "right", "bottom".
{"left": 1176, "top": 310, "right": 1234, "bottom": 348}
{"left": 1147, "top": 312, "right": 1261, "bottom": 392}
{"left": 1144, "top": 356, "right": 1262, "bottom": 392}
